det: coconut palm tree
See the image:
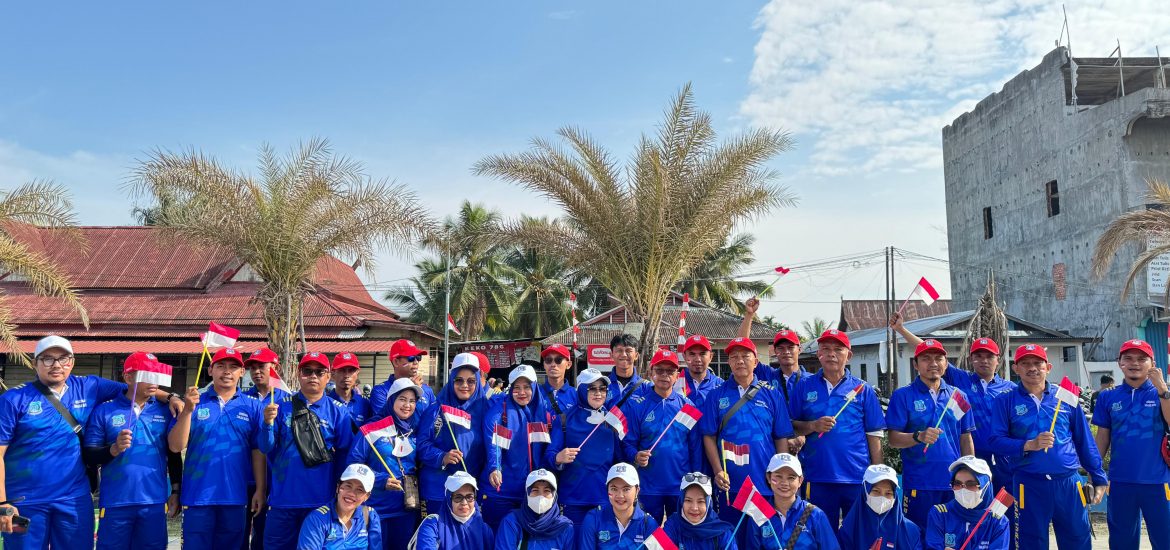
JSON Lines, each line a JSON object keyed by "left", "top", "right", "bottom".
{"left": 474, "top": 84, "right": 795, "bottom": 362}
{"left": 800, "top": 317, "right": 834, "bottom": 343}
{"left": 1092, "top": 179, "right": 1170, "bottom": 303}
{"left": 384, "top": 257, "right": 450, "bottom": 332}
{"left": 127, "top": 139, "right": 432, "bottom": 382}
{"left": 0, "top": 181, "right": 89, "bottom": 366}
{"left": 676, "top": 233, "right": 773, "bottom": 313}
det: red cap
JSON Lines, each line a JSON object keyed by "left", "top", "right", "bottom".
{"left": 725, "top": 337, "right": 757, "bottom": 355}
{"left": 649, "top": 348, "right": 680, "bottom": 368}
{"left": 681, "top": 334, "right": 712, "bottom": 352}
{"left": 1119, "top": 339, "right": 1154, "bottom": 359}
{"left": 1014, "top": 344, "right": 1048, "bottom": 362}
{"left": 331, "top": 352, "right": 360, "bottom": 370}
{"left": 245, "top": 347, "right": 279, "bottom": 366}
{"left": 914, "top": 339, "right": 947, "bottom": 358}
{"left": 470, "top": 351, "right": 492, "bottom": 374}
{"left": 389, "top": 339, "right": 427, "bottom": 360}
{"left": 299, "top": 352, "right": 329, "bottom": 369}
{"left": 123, "top": 351, "right": 160, "bottom": 375}
{"left": 969, "top": 338, "right": 1000, "bottom": 355}
{"left": 541, "top": 344, "right": 571, "bottom": 361}
{"left": 772, "top": 330, "right": 800, "bottom": 347}
{"left": 211, "top": 348, "right": 244, "bottom": 366}
{"left": 817, "top": 329, "right": 850, "bottom": 349}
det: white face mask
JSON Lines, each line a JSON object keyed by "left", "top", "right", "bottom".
{"left": 527, "top": 495, "right": 554, "bottom": 514}
{"left": 954, "top": 486, "right": 985, "bottom": 509}
{"left": 866, "top": 494, "right": 895, "bottom": 515}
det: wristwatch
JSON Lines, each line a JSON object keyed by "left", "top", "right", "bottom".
{"left": 912, "top": 431, "right": 923, "bottom": 444}
{"left": 1159, "top": 390, "right": 1170, "bottom": 400}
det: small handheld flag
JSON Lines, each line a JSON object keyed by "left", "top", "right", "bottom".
{"left": 358, "top": 417, "right": 399, "bottom": 480}
{"left": 757, "top": 266, "right": 791, "bottom": 298}
{"left": 731, "top": 477, "right": 775, "bottom": 526}
{"left": 924, "top": 390, "right": 972, "bottom": 453}
{"left": 1045, "top": 376, "right": 1081, "bottom": 452}
{"left": 643, "top": 527, "right": 679, "bottom": 550}
{"left": 722, "top": 441, "right": 750, "bottom": 466}
{"left": 898, "top": 276, "right": 941, "bottom": 314}
{"left": 132, "top": 359, "right": 173, "bottom": 387}
{"left": 492, "top": 424, "right": 513, "bottom": 450}
{"left": 958, "top": 488, "right": 1015, "bottom": 550}
{"left": 446, "top": 315, "right": 461, "bottom": 336}
{"left": 604, "top": 406, "right": 629, "bottom": 440}
{"left": 820, "top": 383, "right": 866, "bottom": 438}
{"left": 268, "top": 366, "right": 290, "bottom": 404}
{"left": 442, "top": 405, "right": 472, "bottom": 430}
{"left": 527, "top": 422, "right": 551, "bottom": 444}
{"left": 202, "top": 322, "right": 240, "bottom": 349}
{"left": 648, "top": 404, "right": 703, "bottom": 452}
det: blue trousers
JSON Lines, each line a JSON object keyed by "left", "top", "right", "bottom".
{"left": 183, "top": 505, "right": 247, "bottom": 550}
{"left": 639, "top": 494, "right": 678, "bottom": 524}
{"left": 563, "top": 504, "right": 597, "bottom": 525}
{"left": 902, "top": 488, "right": 950, "bottom": 539}
{"left": 480, "top": 493, "right": 521, "bottom": 531}
{"left": 1108, "top": 481, "right": 1170, "bottom": 550}
{"left": 1015, "top": 471, "right": 1091, "bottom": 550}
{"left": 242, "top": 484, "right": 266, "bottom": 550}
{"left": 804, "top": 481, "right": 860, "bottom": 532}
{"left": 380, "top": 512, "right": 420, "bottom": 550}
{"left": 264, "top": 506, "right": 314, "bottom": 550}
{"left": 97, "top": 504, "right": 167, "bottom": 550}
{"left": 1, "top": 494, "right": 94, "bottom": 550}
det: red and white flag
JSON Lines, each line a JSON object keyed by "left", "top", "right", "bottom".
{"left": 360, "top": 416, "right": 398, "bottom": 443}
{"left": 446, "top": 315, "right": 461, "bottom": 336}
{"left": 527, "top": 422, "right": 551, "bottom": 444}
{"left": 673, "top": 370, "right": 690, "bottom": 397}
{"left": 722, "top": 441, "right": 750, "bottom": 466}
{"left": 202, "top": 322, "right": 239, "bottom": 349}
{"left": 845, "top": 383, "right": 865, "bottom": 401}
{"left": 604, "top": 406, "right": 629, "bottom": 440}
{"left": 492, "top": 424, "right": 513, "bottom": 449}
{"left": 1055, "top": 376, "right": 1081, "bottom": 407}
{"left": 269, "top": 366, "right": 291, "bottom": 393}
{"left": 672, "top": 404, "right": 703, "bottom": 430}
{"left": 868, "top": 538, "right": 883, "bottom": 550}
{"left": 910, "top": 277, "right": 941, "bottom": 306}
{"left": 988, "top": 488, "right": 1015, "bottom": 518}
{"left": 133, "top": 358, "right": 173, "bottom": 387}
{"left": 731, "top": 477, "right": 776, "bottom": 526}
{"left": 677, "top": 293, "right": 689, "bottom": 345}
{"left": 643, "top": 527, "right": 678, "bottom": 550}
{"left": 946, "top": 391, "right": 972, "bottom": 421}
{"left": 441, "top": 405, "right": 472, "bottom": 430}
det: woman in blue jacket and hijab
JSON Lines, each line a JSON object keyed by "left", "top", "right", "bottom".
{"left": 839, "top": 464, "right": 922, "bottom": 550}
{"left": 416, "top": 353, "right": 487, "bottom": 513}
{"left": 482, "top": 364, "right": 553, "bottom": 530}
{"left": 409, "top": 471, "right": 493, "bottom": 550}
{"left": 662, "top": 472, "right": 736, "bottom": 550}
{"left": 495, "top": 469, "right": 575, "bottom": 549}
{"left": 925, "top": 456, "right": 1009, "bottom": 550}
{"left": 545, "top": 368, "right": 624, "bottom": 524}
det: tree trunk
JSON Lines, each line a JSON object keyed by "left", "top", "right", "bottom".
{"left": 262, "top": 284, "right": 307, "bottom": 391}
{"left": 635, "top": 305, "right": 665, "bottom": 380}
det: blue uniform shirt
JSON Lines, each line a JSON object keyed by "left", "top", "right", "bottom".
{"left": 297, "top": 504, "right": 382, "bottom": 550}
{"left": 0, "top": 375, "right": 126, "bottom": 504}
{"left": 621, "top": 389, "right": 701, "bottom": 496}
{"left": 746, "top": 498, "right": 840, "bottom": 550}
{"left": 259, "top": 393, "right": 355, "bottom": 509}
{"left": 346, "top": 426, "right": 417, "bottom": 518}
{"left": 328, "top": 389, "right": 374, "bottom": 427}
{"left": 84, "top": 395, "right": 176, "bottom": 507}
{"left": 242, "top": 385, "right": 292, "bottom": 404}
{"left": 698, "top": 377, "right": 794, "bottom": 496}
{"left": 494, "top": 510, "right": 575, "bottom": 550}
{"left": 482, "top": 395, "right": 553, "bottom": 500}
{"left": 925, "top": 500, "right": 1009, "bottom": 550}
{"left": 415, "top": 401, "right": 486, "bottom": 503}
{"left": 544, "top": 406, "right": 623, "bottom": 508}
{"left": 539, "top": 380, "right": 577, "bottom": 415}
{"left": 788, "top": 370, "right": 885, "bottom": 484}
{"left": 606, "top": 370, "right": 651, "bottom": 408}
{"left": 754, "top": 362, "right": 809, "bottom": 405}
{"left": 987, "top": 383, "right": 1107, "bottom": 485}
{"left": 681, "top": 368, "right": 725, "bottom": 406}
{"left": 943, "top": 367, "right": 1015, "bottom": 459}
{"left": 578, "top": 506, "right": 659, "bottom": 550}
{"left": 369, "top": 377, "right": 435, "bottom": 420}
{"left": 886, "top": 379, "right": 975, "bottom": 491}
{"left": 181, "top": 390, "right": 265, "bottom": 506}
{"left": 1092, "top": 380, "right": 1170, "bottom": 484}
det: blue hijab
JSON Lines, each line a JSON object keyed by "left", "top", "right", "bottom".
{"left": 497, "top": 372, "right": 551, "bottom": 424}
{"left": 437, "top": 365, "right": 487, "bottom": 419}
{"left": 518, "top": 486, "right": 573, "bottom": 538}
{"left": 388, "top": 384, "right": 421, "bottom": 434}
{"left": 839, "top": 478, "right": 921, "bottom": 550}
{"left": 666, "top": 482, "right": 733, "bottom": 541}
{"left": 432, "top": 482, "right": 492, "bottom": 548}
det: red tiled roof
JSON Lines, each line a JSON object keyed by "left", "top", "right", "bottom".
{"left": 837, "top": 299, "right": 952, "bottom": 331}
{"left": 0, "top": 340, "right": 401, "bottom": 354}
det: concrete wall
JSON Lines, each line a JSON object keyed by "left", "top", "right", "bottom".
{"left": 943, "top": 47, "right": 1170, "bottom": 361}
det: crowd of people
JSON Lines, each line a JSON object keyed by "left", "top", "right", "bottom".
{"left": 0, "top": 301, "right": 1167, "bottom": 549}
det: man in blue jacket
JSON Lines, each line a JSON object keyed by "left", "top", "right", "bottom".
{"left": 369, "top": 340, "right": 436, "bottom": 418}
{"left": 987, "top": 344, "right": 1106, "bottom": 550}
{"left": 678, "top": 335, "right": 724, "bottom": 406}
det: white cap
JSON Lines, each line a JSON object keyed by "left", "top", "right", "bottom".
{"left": 576, "top": 368, "right": 606, "bottom": 389}
{"left": 451, "top": 353, "right": 480, "bottom": 371}
{"left": 526, "top": 468, "right": 558, "bottom": 491}
{"left": 34, "top": 335, "right": 73, "bottom": 358}
{"left": 509, "top": 364, "right": 538, "bottom": 385}
{"left": 340, "top": 463, "right": 375, "bottom": 493}
{"left": 863, "top": 464, "right": 899, "bottom": 488}
{"left": 766, "top": 453, "right": 803, "bottom": 476}
{"left": 606, "top": 463, "right": 640, "bottom": 486}
{"left": 948, "top": 456, "right": 992, "bottom": 479}
{"left": 388, "top": 378, "right": 421, "bottom": 398}
{"left": 444, "top": 470, "right": 479, "bottom": 493}
{"left": 679, "top": 473, "right": 712, "bottom": 496}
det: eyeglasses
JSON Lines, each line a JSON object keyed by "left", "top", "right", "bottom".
{"left": 451, "top": 493, "right": 476, "bottom": 504}
{"left": 650, "top": 368, "right": 678, "bottom": 377}
{"left": 299, "top": 369, "right": 328, "bottom": 378}
{"left": 682, "top": 473, "right": 711, "bottom": 485}
{"left": 37, "top": 355, "right": 73, "bottom": 366}
{"left": 542, "top": 357, "right": 566, "bottom": 365}
{"left": 587, "top": 385, "right": 608, "bottom": 394}
{"left": 951, "top": 480, "right": 982, "bottom": 491}
{"left": 453, "top": 377, "right": 477, "bottom": 386}
{"left": 403, "top": 355, "right": 422, "bottom": 363}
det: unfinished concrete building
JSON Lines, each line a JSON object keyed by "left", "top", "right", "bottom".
{"left": 943, "top": 46, "right": 1170, "bottom": 369}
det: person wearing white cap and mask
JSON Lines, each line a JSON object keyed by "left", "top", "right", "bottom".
{"left": 662, "top": 473, "right": 736, "bottom": 550}
{"left": 409, "top": 471, "right": 493, "bottom": 549}
{"left": 838, "top": 464, "right": 922, "bottom": 550}
{"left": 481, "top": 364, "right": 553, "bottom": 530}
{"left": 297, "top": 463, "right": 383, "bottom": 549}
{"left": 924, "top": 456, "right": 1008, "bottom": 550}
{"left": 578, "top": 462, "right": 659, "bottom": 549}
{"left": 494, "top": 469, "right": 574, "bottom": 549}
{"left": 544, "top": 368, "right": 624, "bottom": 524}
{"left": 746, "top": 454, "right": 839, "bottom": 549}
{"left": 0, "top": 335, "right": 183, "bottom": 547}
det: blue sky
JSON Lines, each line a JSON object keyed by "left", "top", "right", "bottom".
{"left": 2, "top": 1, "right": 1167, "bottom": 328}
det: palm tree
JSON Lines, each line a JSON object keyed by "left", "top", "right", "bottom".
{"left": 1092, "top": 179, "right": 1170, "bottom": 302}
{"left": 384, "top": 257, "right": 450, "bottom": 332}
{"left": 474, "top": 84, "right": 795, "bottom": 362}
{"left": 127, "top": 139, "right": 432, "bottom": 383}
{"left": 676, "top": 233, "right": 774, "bottom": 313}
{"left": 0, "top": 181, "right": 89, "bottom": 366}
{"left": 800, "top": 317, "right": 834, "bottom": 343}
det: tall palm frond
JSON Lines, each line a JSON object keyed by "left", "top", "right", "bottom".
{"left": 800, "top": 317, "right": 834, "bottom": 343}
{"left": 676, "top": 233, "right": 774, "bottom": 313}
{"left": 1091, "top": 179, "right": 1170, "bottom": 305}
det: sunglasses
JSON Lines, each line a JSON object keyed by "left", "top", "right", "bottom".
{"left": 587, "top": 384, "right": 608, "bottom": 394}
{"left": 299, "top": 368, "right": 329, "bottom": 378}
{"left": 951, "top": 480, "right": 982, "bottom": 491}
{"left": 453, "top": 377, "right": 477, "bottom": 386}
{"left": 403, "top": 355, "right": 423, "bottom": 363}
{"left": 542, "top": 357, "right": 566, "bottom": 365}
{"left": 683, "top": 473, "right": 711, "bottom": 485}
{"left": 451, "top": 493, "right": 476, "bottom": 504}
